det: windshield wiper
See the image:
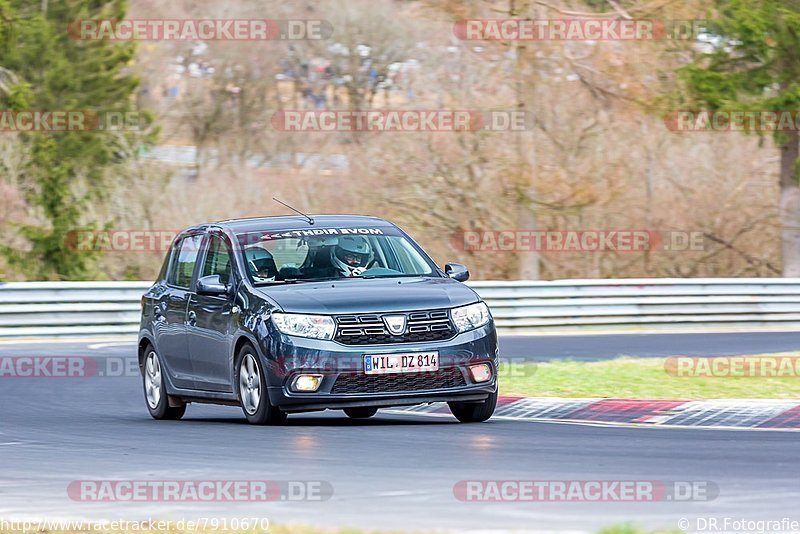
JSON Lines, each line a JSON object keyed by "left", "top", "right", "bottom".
{"left": 256, "top": 274, "right": 429, "bottom": 285}
{"left": 357, "top": 273, "right": 427, "bottom": 279}
{"left": 255, "top": 277, "right": 341, "bottom": 286}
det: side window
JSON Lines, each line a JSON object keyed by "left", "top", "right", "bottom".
{"left": 167, "top": 234, "right": 203, "bottom": 288}
{"left": 201, "top": 234, "right": 232, "bottom": 285}
{"left": 387, "top": 236, "right": 433, "bottom": 274}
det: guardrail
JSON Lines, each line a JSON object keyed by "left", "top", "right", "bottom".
{"left": 1, "top": 279, "right": 800, "bottom": 337}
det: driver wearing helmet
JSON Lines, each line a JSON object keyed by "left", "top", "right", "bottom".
{"left": 245, "top": 247, "right": 278, "bottom": 280}
{"left": 331, "top": 235, "right": 373, "bottom": 277}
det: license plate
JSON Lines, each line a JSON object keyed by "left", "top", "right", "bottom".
{"left": 364, "top": 352, "right": 439, "bottom": 375}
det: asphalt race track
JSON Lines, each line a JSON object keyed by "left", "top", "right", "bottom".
{"left": 1, "top": 333, "right": 800, "bottom": 531}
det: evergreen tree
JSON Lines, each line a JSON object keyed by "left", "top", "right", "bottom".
{"left": 679, "top": 0, "right": 800, "bottom": 276}
{"left": 0, "top": 0, "right": 141, "bottom": 279}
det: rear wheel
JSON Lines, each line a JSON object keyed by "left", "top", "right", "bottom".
{"left": 344, "top": 407, "right": 378, "bottom": 419}
{"left": 142, "top": 346, "right": 186, "bottom": 420}
{"left": 237, "top": 346, "right": 286, "bottom": 425}
{"left": 448, "top": 390, "right": 497, "bottom": 423}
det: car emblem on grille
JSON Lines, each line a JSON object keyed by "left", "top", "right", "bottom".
{"left": 383, "top": 314, "right": 407, "bottom": 335}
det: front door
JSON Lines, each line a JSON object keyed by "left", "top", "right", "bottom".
{"left": 156, "top": 233, "right": 203, "bottom": 389}
{"left": 187, "top": 232, "right": 237, "bottom": 392}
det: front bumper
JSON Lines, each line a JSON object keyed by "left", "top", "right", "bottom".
{"left": 260, "top": 323, "right": 499, "bottom": 412}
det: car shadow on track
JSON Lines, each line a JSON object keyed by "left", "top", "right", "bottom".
{"left": 169, "top": 412, "right": 459, "bottom": 427}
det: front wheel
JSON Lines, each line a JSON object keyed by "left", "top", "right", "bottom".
{"left": 344, "top": 407, "right": 378, "bottom": 419}
{"left": 142, "top": 347, "right": 186, "bottom": 420}
{"left": 448, "top": 390, "right": 497, "bottom": 423}
{"left": 237, "top": 347, "right": 286, "bottom": 425}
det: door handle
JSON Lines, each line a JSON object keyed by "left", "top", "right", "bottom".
{"left": 154, "top": 304, "right": 166, "bottom": 323}
{"left": 222, "top": 305, "right": 239, "bottom": 316}
{"left": 187, "top": 311, "right": 197, "bottom": 326}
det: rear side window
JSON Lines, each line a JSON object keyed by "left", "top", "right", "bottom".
{"left": 167, "top": 234, "right": 203, "bottom": 288}
{"left": 201, "top": 234, "right": 232, "bottom": 285}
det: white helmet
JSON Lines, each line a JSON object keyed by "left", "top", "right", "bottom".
{"left": 331, "top": 235, "right": 372, "bottom": 276}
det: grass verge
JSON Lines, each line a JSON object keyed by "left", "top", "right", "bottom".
{"left": 499, "top": 353, "right": 800, "bottom": 399}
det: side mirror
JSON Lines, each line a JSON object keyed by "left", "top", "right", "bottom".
{"left": 445, "top": 262, "right": 470, "bottom": 282}
{"left": 196, "top": 274, "right": 230, "bottom": 297}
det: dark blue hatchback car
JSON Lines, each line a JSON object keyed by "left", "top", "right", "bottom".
{"left": 138, "top": 215, "right": 498, "bottom": 424}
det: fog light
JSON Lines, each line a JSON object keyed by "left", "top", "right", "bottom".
{"left": 469, "top": 363, "right": 492, "bottom": 383}
{"left": 292, "top": 374, "right": 323, "bottom": 392}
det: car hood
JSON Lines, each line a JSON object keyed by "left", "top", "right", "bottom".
{"left": 255, "top": 277, "right": 480, "bottom": 314}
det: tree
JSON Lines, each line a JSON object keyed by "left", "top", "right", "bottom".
{"left": 0, "top": 0, "right": 142, "bottom": 279}
{"left": 678, "top": 0, "right": 800, "bottom": 276}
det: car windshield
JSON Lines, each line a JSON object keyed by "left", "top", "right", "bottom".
{"left": 235, "top": 226, "right": 437, "bottom": 284}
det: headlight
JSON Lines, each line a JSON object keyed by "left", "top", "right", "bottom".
{"left": 451, "top": 302, "right": 491, "bottom": 332}
{"left": 272, "top": 313, "right": 335, "bottom": 340}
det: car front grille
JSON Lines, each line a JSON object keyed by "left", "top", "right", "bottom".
{"left": 330, "top": 367, "right": 466, "bottom": 394}
{"left": 334, "top": 309, "right": 455, "bottom": 345}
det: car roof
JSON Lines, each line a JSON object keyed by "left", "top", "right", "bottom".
{"left": 184, "top": 214, "right": 395, "bottom": 235}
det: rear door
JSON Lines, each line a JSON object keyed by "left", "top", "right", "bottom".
{"left": 155, "top": 233, "right": 203, "bottom": 390}
{"left": 187, "top": 232, "right": 237, "bottom": 392}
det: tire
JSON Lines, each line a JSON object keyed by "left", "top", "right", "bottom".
{"left": 237, "top": 345, "right": 286, "bottom": 425}
{"left": 142, "top": 345, "right": 186, "bottom": 420}
{"left": 448, "top": 390, "right": 497, "bottom": 423}
{"left": 344, "top": 407, "right": 378, "bottom": 419}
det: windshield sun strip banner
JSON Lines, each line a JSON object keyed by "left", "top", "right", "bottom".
{"left": 236, "top": 227, "right": 400, "bottom": 245}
